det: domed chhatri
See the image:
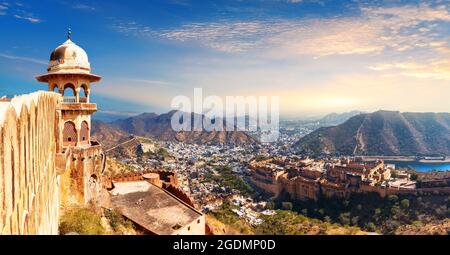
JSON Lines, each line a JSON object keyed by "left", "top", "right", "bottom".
{"left": 36, "top": 31, "right": 101, "bottom": 82}
{"left": 48, "top": 38, "right": 91, "bottom": 73}
{"left": 35, "top": 31, "right": 101, "bottom": 150}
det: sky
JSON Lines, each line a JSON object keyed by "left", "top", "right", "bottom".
{"left": 1, "top": 0, "right": 450, "bottom": 120}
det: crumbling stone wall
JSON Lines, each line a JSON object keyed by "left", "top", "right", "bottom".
{"left": 0, "top": 91, "right": 60, "bottom": 234}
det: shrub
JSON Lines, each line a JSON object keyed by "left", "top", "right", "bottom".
{"left": 105, "top": 209, "right": 134, "bottom": 232}
{"left": 412, "top": 221, "right": 422, "bottom": 226}
{"left": 59, "top": 207, "right": 104, "bottom": 235}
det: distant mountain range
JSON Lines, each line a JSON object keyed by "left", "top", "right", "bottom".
{"left": 92, "top": 110, "right": 257, "bottom": 146}
{"left": 317, "top": 110, "right": 365, "bottom": 126}
{"left": 295, "top": 110, "right": 450, "bottom": 156}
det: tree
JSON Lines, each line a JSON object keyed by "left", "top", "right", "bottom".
{"left": 356, "top": 204, "right": 362, "bottom": 211}
{"left": 339, "top": 212, "right": 351, "bottom": 226}
{"left": 265, "top": 202, "right": 275, "bottom": 210}
{"left": 301, "top": 209, "right": 308, "bottom": 216}
{"left": 318, "top": 208, "right": 325, "bottom": 216}
{"left": 390, "top": 205, "right": 400, "bottom": 217}
{"left": 351, "top": 216, "right": 359, "bottom": 226}
{"left": 374, "top": 208, "right": 381, "bottom": 214}
{"left": 282, "top": 202, "right": 293, "bottom": 211}
{"left": 410, "top": 171, "right": 419, "bottom": 181}
{"left": 400, "top": 199, "right": 410, "bottom": 210}
{"left": 388, "top": 195, "right": 398, "bottom": 203}
{"left": 364, "top": 222, "right": 377, "bottom": 232}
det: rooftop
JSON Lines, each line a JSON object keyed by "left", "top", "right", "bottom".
{"left": 110, "top": 181, "right": 202, "bottom": 235}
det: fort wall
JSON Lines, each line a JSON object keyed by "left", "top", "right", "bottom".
{"left": 0, "top": 91, "right": 60, "bottom": 234}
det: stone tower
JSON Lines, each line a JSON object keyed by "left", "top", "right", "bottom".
{"left": 36, "top": 31, "right": 106, "bottom": 207}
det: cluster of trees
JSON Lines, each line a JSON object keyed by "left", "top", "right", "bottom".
{"left": 204, "top": 166, "right": 255, "bottom": 196}
{"left": 211, "top": 202, "right": 361, "bottom": 235}
{"left": 210, "top": 202, "right": 254, "bottom": 234}
{"left": 273, "top": 192, "right": 450, "bottom": 234}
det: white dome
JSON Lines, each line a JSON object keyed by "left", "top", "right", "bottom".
{"left": 47, "top": 39, "right": 91, "bottom": 74}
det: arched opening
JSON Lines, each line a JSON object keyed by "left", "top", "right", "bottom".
{"left": 50, "top": 84, "right": 59, "bottom": 94}
{"left": 63, "top": 121, "right": 77, "bottom": 147}
{"left": 63, "top": 83, "right": 76, "bottom": 103}
{"left": 80, "top": 121, "right": 90, "bottom": 145}
{"left": 80, "top": 84, "right": 89, "bottom": 103}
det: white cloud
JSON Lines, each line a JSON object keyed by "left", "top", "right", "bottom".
{"left": 124, "top": 79, "right": 182, "bottom": 89}
{"left": 112, "top": 21, "right": 155, "bottom": 37}
{"left": 0, "top": 53, "right": 47, "bottom": 65}
{"left": 0, "top": 2, "right": 8, "bottom": 15}
{"left": 72, "top": 4, "right": 95, "bottom": 11}
{"left": 13, "top": 14, "right": 41, "bottom": 23}
{"left": 0, "top": 1, "right": 42, "bottom": 23}
{"left": 161, "top": 21, "right": 280, "bottom": 52}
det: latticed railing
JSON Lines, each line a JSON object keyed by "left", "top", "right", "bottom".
{"left": 63, "top": 96, "right": 76, "bottom": 103}
{"left": 63, "top": 97, "right": 88, "bottom": 103}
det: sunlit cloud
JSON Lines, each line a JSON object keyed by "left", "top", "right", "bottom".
{"left": 370, "top": 60, "right": 450, "bottom": 80}
{"left": 155, "top": 3, "right": 450, "bottom": 57}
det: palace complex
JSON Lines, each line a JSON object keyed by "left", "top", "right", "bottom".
{"left": 249, "top": 156, "right": 450, "bottom": 201}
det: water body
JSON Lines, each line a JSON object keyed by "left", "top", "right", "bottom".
{"left": 385, "top": 161, "right": 450, "bottom": 171}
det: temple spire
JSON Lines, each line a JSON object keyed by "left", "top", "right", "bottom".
{"left": 67, "top": 27, "right": 71, "bottom": 40}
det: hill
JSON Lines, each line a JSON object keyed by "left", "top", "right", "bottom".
{"left": 91, "top": 120, "right": 131, "bottom": 149}
{"left": 295, "top": 110, "right": 450, "bottom": 156}
{"left": 97, "top": 110, "right": 257, "bottom": 145}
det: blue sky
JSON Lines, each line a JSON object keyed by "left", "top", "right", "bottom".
{"left": 1, "top": 0, "right": 450, "bottom": 120}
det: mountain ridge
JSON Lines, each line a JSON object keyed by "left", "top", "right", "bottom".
{"left": 92, "top": 110, "right": 257, "bottom": 146}
{"left": 295, "top": 110, "right": 450, "bottom": 156}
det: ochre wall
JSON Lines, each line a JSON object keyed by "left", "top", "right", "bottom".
{"left": 0, "top": 91, "right": 60, "bottom": 234}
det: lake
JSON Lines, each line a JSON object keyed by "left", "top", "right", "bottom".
{"left": 385, "top": 160, "right": 450, "bottom": 171}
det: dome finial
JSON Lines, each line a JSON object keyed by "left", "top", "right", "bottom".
{"left": 67, "top": 27, "right": 72, "bottom": 40}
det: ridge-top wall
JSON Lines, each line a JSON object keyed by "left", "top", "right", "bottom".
{"left": 0, "top": 91, "right": 60, "bottom": 234}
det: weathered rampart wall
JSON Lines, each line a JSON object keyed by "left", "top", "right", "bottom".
{"left": 0, "top": 91, "right": 60, "bottom": 234}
